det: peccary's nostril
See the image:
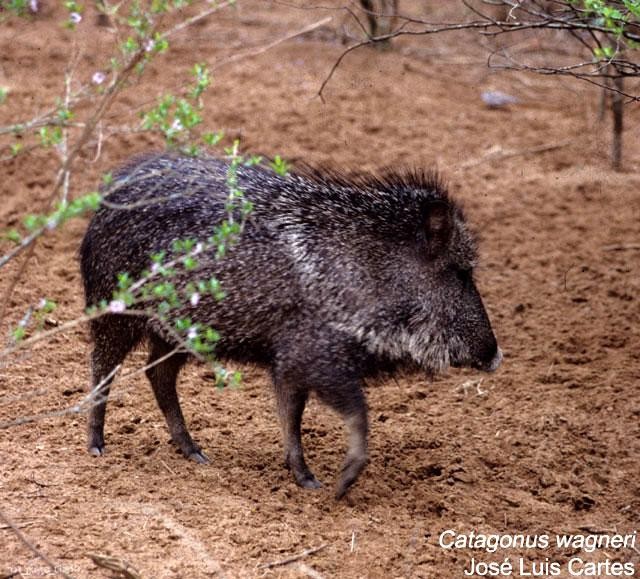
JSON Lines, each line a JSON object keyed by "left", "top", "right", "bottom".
{"left": 485, "top": 347, "right": 503, "bottom": 372}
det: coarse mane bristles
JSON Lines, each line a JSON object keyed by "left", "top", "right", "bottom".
{"left": 294, "top": 164, "right": 448, "bottom": 202}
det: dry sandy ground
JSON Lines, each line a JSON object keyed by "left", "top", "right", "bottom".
{"left": 0, "top": 2, "right": 639, "bottom": 577}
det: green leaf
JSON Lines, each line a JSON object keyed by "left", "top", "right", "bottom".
{"left": 202, "top": 131, "right": 224, "bottom": 146}
{"left": 270, "top": 155, "right": 289, "bottom": 176}
{"left": 4, "top": 229, "right": 21, "bottom": 244}
{"left": 117, "top": 272, "right": 132, "bottom": 290}
{"left": 12, "top": 325, "right": 26, "bottom": 342}
{"left": 175, "top": 317, "right": 192, "bottom": 332}
{"left": 151, "top": 251, "right": 166, "bottom": 264}
{"left": 23, "top": 214, "right": 44, "bottom": 231}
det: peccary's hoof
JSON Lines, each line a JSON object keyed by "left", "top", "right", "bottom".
{"left": 335, "top": 457, "right": 368, "bottom": 499}
{"left": 296, "top": 474, "right": 322, "bottom": 490}
{"left": 335, "top": 481, "right": 353, "bottom": 500}
{"left": 188, "top": 450, "right": 210, "bottom": 464}
{"left": 88, "top": 445, "right": 105, "bottom": 457}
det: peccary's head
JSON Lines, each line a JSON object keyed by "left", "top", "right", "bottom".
{"left": 413, "top": 194, "right": 503, "bottom": 374}
{"left": 278, "top": 169, "right": 502, "bottom": 375}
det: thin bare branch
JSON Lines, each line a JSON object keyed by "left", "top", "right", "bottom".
{"left": 0, "top": 508, "right": 75, "bottom": 579}
{"left": 457, "top": 139, "right": 573, "bottom": 169}
{"left": 212, "top": 16, "right": 334, "bottom": 71}
{"left": 603, "top": 243, "right": 640, "bottom": 251}
{"left": 315, "top": 1, "right": 640, "bottom": 99}
{"left": 259, "top": 544, "right": 328, "bottom": 569}
{"left": 0, "top": 338, "right": 185, "bottom": 429}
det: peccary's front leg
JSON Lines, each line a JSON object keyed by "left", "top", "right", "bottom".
{"left": 273, "top": 332, "right": 369, "bottom": 498}
{"left": 316, "top": 382, "right": 369, "bottom": 499}
{"left": 273, "top": 382, "right": 321, "bottom": 489}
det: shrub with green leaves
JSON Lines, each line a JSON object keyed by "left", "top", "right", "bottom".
{"left": 0, "top": 0, "right": 286, "bottom": 397}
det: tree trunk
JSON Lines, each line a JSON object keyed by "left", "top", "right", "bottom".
{"left": 611, "top": 75, "right": 624, "bottom": 171}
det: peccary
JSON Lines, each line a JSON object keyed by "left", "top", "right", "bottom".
{"left": 80, "top": 153, "right": 502, "bottom": 498}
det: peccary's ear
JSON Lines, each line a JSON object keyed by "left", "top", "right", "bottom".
{"left": 424, "top": 201, "right": 451, "bottom": 254}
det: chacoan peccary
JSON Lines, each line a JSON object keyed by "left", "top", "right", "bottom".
{"left": 80, "top": 153, "right": 502, "bottom": 498}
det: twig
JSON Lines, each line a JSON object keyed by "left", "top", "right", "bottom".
{"left": 161, "top": 0, "right": 235, "bottom": 40}
{"left": 0, "top": 0, "right": 235, "bottom": 317}
{"left": 86, "top": 553, "right": 141, "bottom": 579}
{"left": 212, "top": 16, "right": 333, "bottom": 71}
{"left": 0, "top": 363, "right": 119, "bottom": 430}
{"left": 0, "top": 521, "right": 34, "bottom": 530}
{"left": 29, "top": 473, "right": 58, "bottom": 488}
{"left": 577, "top": 525, "right": 617, "bottom": 534}
{"left": 0, "top": 41, "right": 148, "bottom": 329}
{"left": 259, "top": 544, "right": 327, "bottom": 569}
{"left": 59, "top": 42, "right": 81, "bottom": 205}
{"left": 314, "top": 1, "right": 640, "bottom": 100}
{"left": 0, "top": 508, "right": 75, "bottom": 579}
{"left": 1, "top": 313, "right": 94, "bottom": 359}
{"left": 1, "top": 338, "right": 184, "bottom": 429}
{"left": 159, "top": 459, "right": 176, "bottom": 476}
{"left": 458, "top": 139, "right": 572, "bottom": 168}
{"left": 603, "top": 243, "right": 640, "bottom": 251}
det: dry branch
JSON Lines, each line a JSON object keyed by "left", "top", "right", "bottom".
{"left": 314, "top": 1, "right": 640, "bottom": 103}
{"left": 212, "top": 16, "right": 333, "bottom": 71}
{"left": 458, "top": 139, "right": 572, "bottom": 168}
{"left": 259, "top": 544, "right": 328, "bottom": 569}
{"left": 603, "top": 243, "right": 640, "bottom": 251}
{"left": 0, "top": 509, "right": 74, "bottom": 579}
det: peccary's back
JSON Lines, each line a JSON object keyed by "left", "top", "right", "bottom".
{"left": 82, "top": 154, "right": 228, "bottom": 298}
{"left": 80, "top": 153, "right": 303, "bottom": 360}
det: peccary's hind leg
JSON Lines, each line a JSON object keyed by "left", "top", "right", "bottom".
{"left": 316, "top": 383, "right": 369, "bottom": 499}
{"left": 146, "top": 333, "right": 208, "bottom": 463}
{"left": 87, "top": 317, "right": 142, "bottom": 456}
{"left": 273, "top": 381, "right": 321, "bottom": 489}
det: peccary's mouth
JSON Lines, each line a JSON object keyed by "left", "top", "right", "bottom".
{"left": 480, "top": 347, "right": 503, "bottom": 373}
{"left": 451, "top": 347, "right": 503, "bottom": 373}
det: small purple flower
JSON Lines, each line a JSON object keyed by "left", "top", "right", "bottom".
{"left": 108, "top": 300, "right": 126, "bottom": 313}
{"left": 171, "top": 118, "right": 184, "bottom": 132}
{"left": 151, "top": 262, "right": 161, "bottom": 274}
{"left": 193, "top": 242, "right": 203, "bottom": 255}
{"left": 69, "top": 12, "right": 82, "bottom": 24}
{"left": 92, "top": 72, "right": 106, "bottom": 85}
{"left": 190, "top": 292, "right": 200, "bottom": 307}
{"left": 144, "top": 39, "right": 155, "bottom": 52}
{"left": 37, "top": 298, "right": 47, "bottom": 310}
{"left": 187, "top": 326, "right": 198, "bottom": 340}
{"left": 29, "top": 0, "right": 38, "bottom": 13}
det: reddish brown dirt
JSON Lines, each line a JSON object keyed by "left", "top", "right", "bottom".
{"left": 1, "top": 2, "right": 639, "bottom": 578}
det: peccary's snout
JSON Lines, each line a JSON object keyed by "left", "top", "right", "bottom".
{"left": 480, "top": 345, "right": 503, "bottom": 373}
{"left": 464, "top": 332, "right": 501, "bottom": 373}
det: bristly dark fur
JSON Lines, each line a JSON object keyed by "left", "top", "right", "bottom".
{"left": 79, "top": 152, "right": 499, "bottom": 498}
{"left": 294, "top": 163, "right": 448, "bottom": 201}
